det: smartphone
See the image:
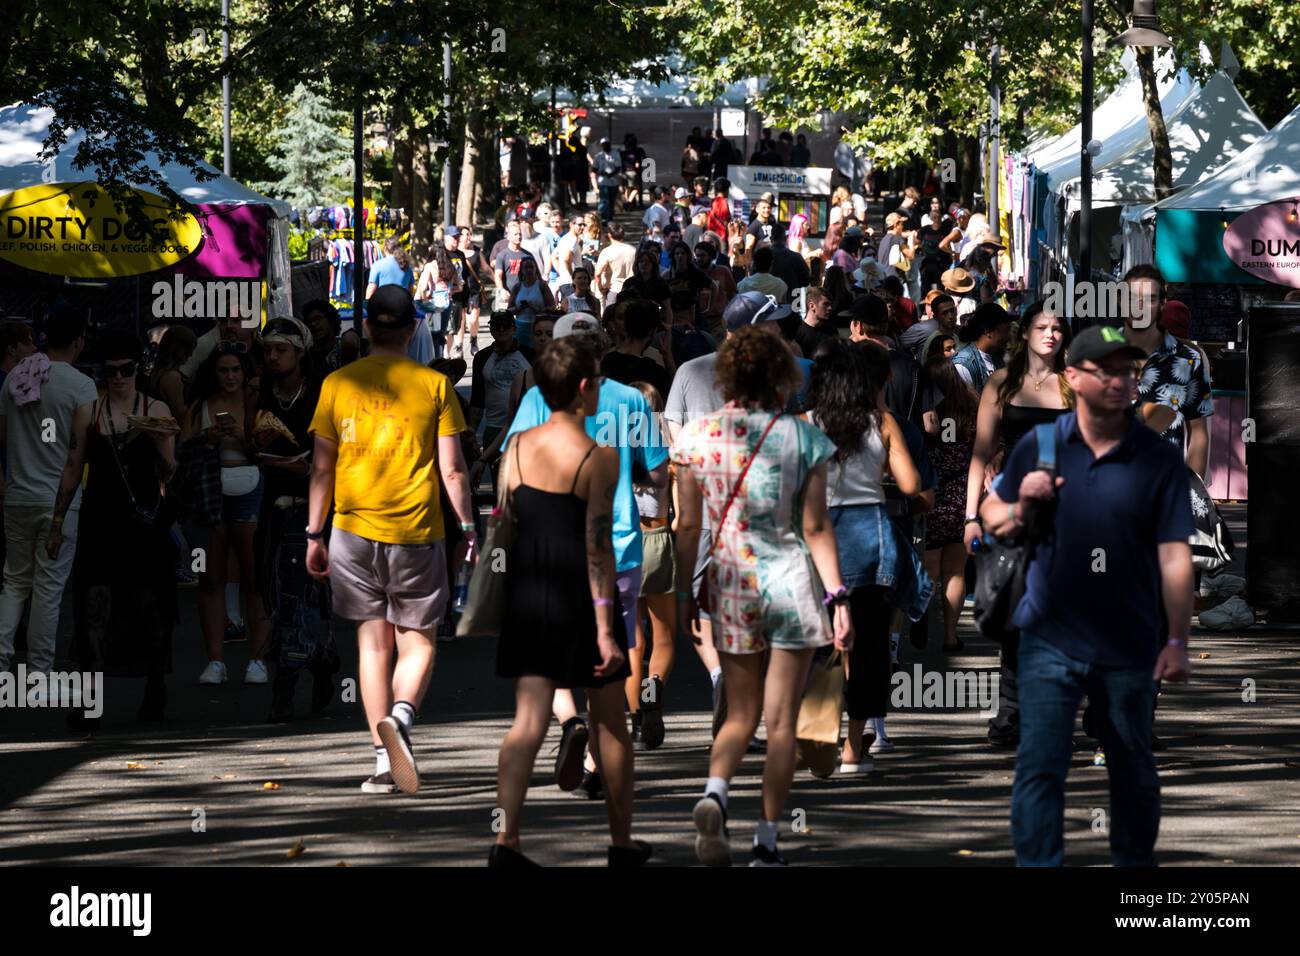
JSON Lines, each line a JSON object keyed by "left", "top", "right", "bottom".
{"left": 215, "top": 411, "right": 235, "bottom": 429}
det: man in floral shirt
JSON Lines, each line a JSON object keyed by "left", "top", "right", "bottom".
{"left": 1122, "top": 265, "right": 1213, "bottom": 478}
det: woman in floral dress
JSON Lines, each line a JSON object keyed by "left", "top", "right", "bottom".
{"left": 672, "top": 324, "right": 854, "bottom": 867}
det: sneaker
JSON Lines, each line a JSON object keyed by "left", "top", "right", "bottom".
{"left": 749, "top": 844, "right": 789, "bottom": 867}
{"left": 869, "top": 734, "right": 896, "bottom": 755}
{"left": 746, "top": 736, "right": 767, "bottom": 755}
{"left": 469, "top": 339, "right": 479, "bottom": 356}
{"left": 449, "top": 341, "right": 462, "bottom": 360}
{"left": 554, "top": 717, "right": 589, "bottom": 791}
{"left": 1201, "top": 572, "right": 1245, "bottom": 600}
{"left": 244, "top": 660, "right": 269, "bottom": 684}
{"left": 1198, "top": 595, "right": 1255, "bottom": 631}
{"left": 223, "top": 619, "right": 247, "bottom": 643}
{"left": 175, "top": 567, "right": 198, "bottom": 587}
{"left": 198, "top": 661, "right": 228, "bottom": 685}
{"left": 640, "top": 676, "right": 665, "bottom": 750}
{"left": 361, "top": 771, "right": 397, "bottom": 794}
{"left": 378, "top": 716, "right": 419, "bottom": 794}
{"left": 630, "top": 712, "right": 647, "bottom": 752}
{"left": 692, "top": 794, "right": 731, "bottom": 867}
{"left": 836, "top": 757, "right": 874, "bottom": 775}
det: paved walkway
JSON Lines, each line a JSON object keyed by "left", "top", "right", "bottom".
{"left": 3, "top": 590, "right": 1297, "bottom": 866}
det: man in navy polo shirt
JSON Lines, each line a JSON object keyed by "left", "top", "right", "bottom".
{"left": 980, "top": 324, "right": 1194, "bottom": 867}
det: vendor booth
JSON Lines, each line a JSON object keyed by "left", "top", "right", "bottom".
{"left": 726, "top": 164, "right": 834, "bottom": 237}
{"left": 0, "top": 103, "right": 292, "bottom": 333}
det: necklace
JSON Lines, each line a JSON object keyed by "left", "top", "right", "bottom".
{"left": 1030, "top": 368, "right": 1053, "bottom": 391}
{"left": 274, "top": 379, "right": 304, "bottom": 411}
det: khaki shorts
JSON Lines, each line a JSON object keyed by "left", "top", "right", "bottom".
{"left": 329, "top": 527, "right": 448, "bottom": 632}
{"left": 639, "top": 526, "right": 677, "bottom": 595}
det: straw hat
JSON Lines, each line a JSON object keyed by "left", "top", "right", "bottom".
{"left": 941, "top": 267, "right": 976, "bottom": 294}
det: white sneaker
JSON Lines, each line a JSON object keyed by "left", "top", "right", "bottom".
{"left": 198, "top": 661, "right": 228, "bottom": 685}
{"left": 1202, "top": 572, "right": 1245, "bottom": 599}
{"left": 869, "top": 735, "right": 896, "bottom": 755}
{"left": 244, "top": 660, "right": 269, "bottom": 684}
{"left": 836, "top": 757, "right": 874, "bottom": 774}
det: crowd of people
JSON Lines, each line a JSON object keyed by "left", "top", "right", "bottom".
{"left": 0, "top": 169, "right": 1212, "bottom": 867}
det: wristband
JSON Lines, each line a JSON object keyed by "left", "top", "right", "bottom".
{"left": 593, "top": 598, "right": 614, "bottom": 607}
{"left": 964, "top": 516, "right": 981, "bottom": 526}
{"left": 460, "top": 522, "right": 476, "bottom": 532}
{"left": 305, "top": 529, "right": 325, "bottom": 541}
{"left": 823, "top": 586, "right": 851, "bottom": 607}
{"left": 1007, "top": 503, "right": 1018, "bottom": 524}
{"left": 1166, "top": 638, "right": 1187, "bottom": 648}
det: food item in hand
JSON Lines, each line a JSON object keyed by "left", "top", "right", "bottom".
{"left": 127, "top": 415, "right": 180, "bottom": 433}
{"left": 254, "top": 410, "right": 297, "bottom": 446}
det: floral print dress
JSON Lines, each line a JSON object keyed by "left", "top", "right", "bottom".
{"left": 672, "top": 406, "right": 837, "bottom": 654}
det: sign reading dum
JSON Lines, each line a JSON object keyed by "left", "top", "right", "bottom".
{"left": 0, "top": 182, "right": 202, "bottom": 278}
{"left": 1223, "top": 198, "right": 1300, "bottom": 288}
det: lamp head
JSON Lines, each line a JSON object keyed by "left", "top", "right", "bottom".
{"left": 1109, "top": 0, "right": 1173, "bottom": 48}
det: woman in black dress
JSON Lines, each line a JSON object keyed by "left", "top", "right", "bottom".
{"left": 490, "top": 337, "right": 649, "bottom": 868}
{"left": 69, "top": 331, "right": 179, "bottom": 723}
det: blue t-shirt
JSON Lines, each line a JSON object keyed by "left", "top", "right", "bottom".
{"left": 993, "top": 411, "right": 1192, "bottom": 669}
{"left": 370, "top": 255, "right": 413, "bottom": 291}
{"left": 505, "top": 379, "right": 669, "bottom": 572}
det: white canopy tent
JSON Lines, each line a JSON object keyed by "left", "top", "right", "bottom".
{"left": 1057, "top": 71, "right": 1265, "bottom": 211}
{"left": 0, "top": 102, "right": 292, "bottom": 317}
{"left": 542, "top": 60, "right": 758, "bottom": 109}
{"left": 1122, "top": 101, "right": 1300, "bottom": 269}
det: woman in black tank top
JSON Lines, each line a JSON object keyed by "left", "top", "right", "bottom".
{"left": 964, "top": 302, "right": 1072, "bottom": 556}
{"left": 490, "top": 339, "right": 650, "bottom": 869}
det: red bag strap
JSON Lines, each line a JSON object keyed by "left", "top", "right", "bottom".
{"left": 706, "top": 412, "right": 782, "bottom": 560}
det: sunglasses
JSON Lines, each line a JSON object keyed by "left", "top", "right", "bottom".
{"left": 217, "top": 340, "right": 250, "bottom": 355}
{"left": 102, "top": 361, "right": 137, "bottom": 379}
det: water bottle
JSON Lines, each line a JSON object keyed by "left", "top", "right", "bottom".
{"left": 971, "top": 537, "right": 984, "bottom": 554}
{"left": 453, "top": 554, "right": 472, "bottom": 612}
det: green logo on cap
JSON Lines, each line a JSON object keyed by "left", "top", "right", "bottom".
{"left": 1100, "top": 326, "right": 1125, "bottom": 344}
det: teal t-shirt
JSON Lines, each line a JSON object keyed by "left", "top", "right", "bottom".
{"left": 505, "top": 378, "right": 669, "bottom": 573}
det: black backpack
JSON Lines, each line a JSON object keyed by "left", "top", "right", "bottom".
{"left": 972, "top": 422, "right": 1057, "bottom": 645}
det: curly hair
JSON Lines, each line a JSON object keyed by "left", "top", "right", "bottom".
{"left": 715, "top": 325, "right": 800, "bottom": 410}
{"left": 809, "top": 339, "right": 880, "bottom": 462}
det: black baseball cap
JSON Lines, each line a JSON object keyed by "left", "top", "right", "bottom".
{"left": 366, "top": 285, "right": 416, "bottom": 326}
{"left": 838, "top": 294, "right": 888, "bottom": 329}
{"left": 723, "top": 291, "right": 792, "bottom": 332}
{"left": 1066, "top": 324, "right": 1146, "bottom": 368}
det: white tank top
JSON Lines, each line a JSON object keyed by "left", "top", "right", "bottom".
{"left": 819, "top": 417, "right": 887, "bottom": 507}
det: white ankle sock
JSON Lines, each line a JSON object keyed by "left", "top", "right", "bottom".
{"left": 754, "top": 818, "right": 779, "bottom": 851}
{"left": 374, "top": 747, "right": 390, "bottom": 775}
{"left": 705, "top": 776, "right": 728, "bottom": 808}
{"left": 392, "top": 700, "right": 416, "bottom": 731}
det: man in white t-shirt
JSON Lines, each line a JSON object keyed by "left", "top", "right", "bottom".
{"left": 594, "top": 222, "right": 637, "bottom": 306}
{"left": 642, "top": 187, "right": 672, "bottom": 239}
{"left": 551, "top": 215, "right": 586, "bottom": 294}
{"left": 0, "top": 308, "right": 99, "bottom": 674}
{"left": 469, "top": 311, "right": 533, "bottom": 452}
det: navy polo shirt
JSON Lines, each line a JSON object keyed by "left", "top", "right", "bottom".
{"left": 993, "top": 411, "right": 1192, "bottom": 669}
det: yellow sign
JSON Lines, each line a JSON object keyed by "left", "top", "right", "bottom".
{"left": 0, "top": 182, "right": 202, "bottom": 278}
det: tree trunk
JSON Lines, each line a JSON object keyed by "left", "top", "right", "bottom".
{"left": 960, "top": 134, "right": 978, "bottom": 208}
{"left": 412, "top": 136, "right": 433, "bottom": 249}
{"left": 455, "top": 108, "right": 484, "bottom": 226}
{"left": 1135, "top": 47, "right": 1174, "bottom": 201}
{"left": 392, "top": 137, "right": 413, "bottom": 221}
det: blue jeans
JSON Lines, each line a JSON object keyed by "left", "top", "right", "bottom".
{"left": 598, "top": 185, "right": 619, "bottom": 221}
{"left": 1011, "top": 631, "right": 1160, "bottom": 867}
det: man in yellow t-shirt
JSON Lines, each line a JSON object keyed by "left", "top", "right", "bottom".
{"left": 306, "top": 285, "right": 476, "bottom": 796}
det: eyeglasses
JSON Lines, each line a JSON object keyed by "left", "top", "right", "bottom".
{"left": 1075, "top": 363, "right": 1138, "bottom": 384}
{"left": 217, "top": 340, "right": 250, "bottom": 355}
{"left": 103, "top": 361, "right": 137, "bottom": 378}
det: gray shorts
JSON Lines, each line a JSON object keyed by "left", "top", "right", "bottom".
{"left": 329, "top": 527, "right": 448, "bottom": 632}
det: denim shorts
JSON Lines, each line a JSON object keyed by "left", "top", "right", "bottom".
{"left": 830, "top": 502, "right": 932, "bottom": 622}
{"left": 222, "top": 473, "right": 264, "bottom": 523}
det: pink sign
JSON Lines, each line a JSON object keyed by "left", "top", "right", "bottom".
{"left": 155, "top": 203, "right": 270, "bottom": 280}
{"left": 1222, "top": 198, "right": 1300, "bottom": 288}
